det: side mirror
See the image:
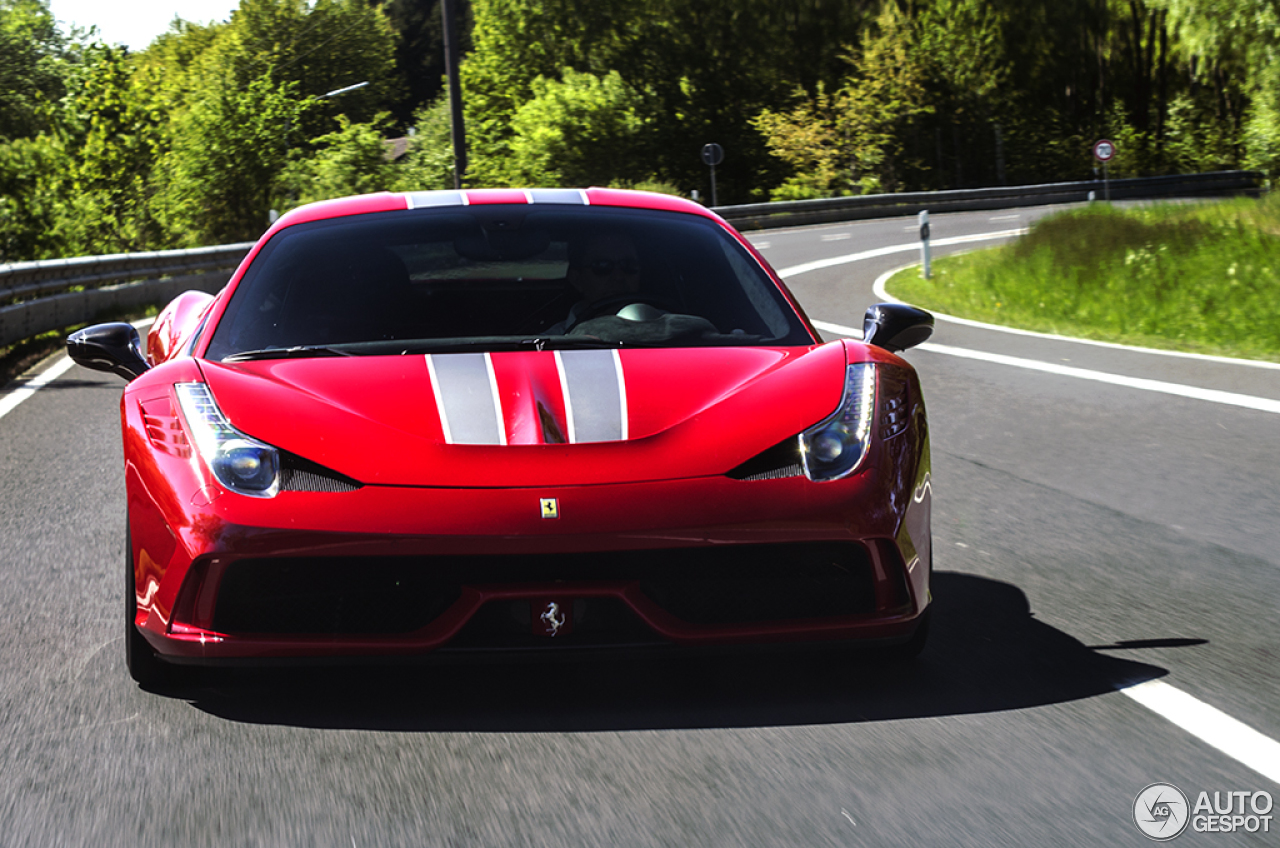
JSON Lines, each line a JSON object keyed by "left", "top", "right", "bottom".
{"left": 862, "top": 303, "right": 934, "bottom": 353}
{"left": 66, "top": 322, "right": 150, "bottom": 381}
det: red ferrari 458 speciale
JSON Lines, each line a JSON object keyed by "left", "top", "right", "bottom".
{"left": 67, "top": 187, "right": 935, "bottom": 685}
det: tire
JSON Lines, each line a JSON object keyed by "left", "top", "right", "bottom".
{"left": 125, "top": 528, "right": 168, "bottom": 687}
{"left": 883, "top": 608, "right": 931, "bottom": 663}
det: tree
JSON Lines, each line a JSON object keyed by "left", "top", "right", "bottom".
{"left": 161, "top": 73, "right": 313, "bottom": 244}
{"left": 0, "top": 0, "right": 68, "bottom": 140}
{"left": 752, "top": 86, "right": 844, "bottom": 199}
{"left": 56, "top": 46, "right": 166, "bottom": 253}
{"left": 191, "top": 0, "right": 403, "bottom": 139}
{"left": 503, "top": 68, "right": 647, "bottom": 186}
{"left": 0, "top": 135, "right": 66, "bottom": 261}
{"left": 277, "top": 114, "right": 399, "bottom": 207}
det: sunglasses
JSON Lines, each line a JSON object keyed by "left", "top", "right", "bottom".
{"left": 586, "top": 257, "right": 640, "bottom": 276}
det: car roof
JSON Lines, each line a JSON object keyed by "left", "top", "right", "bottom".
{"left": 269, "top": 188, "right": 720, "bottom": 233}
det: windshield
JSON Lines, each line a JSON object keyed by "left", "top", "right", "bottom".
{"left": 204, "top": 205, "right": 812, "bottom": 360}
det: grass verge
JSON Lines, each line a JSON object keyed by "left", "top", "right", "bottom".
{"left": 887, "top": 196, "right": 1280, "bottom": 362}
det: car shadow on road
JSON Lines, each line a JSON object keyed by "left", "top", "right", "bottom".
{"left": 181, "top": 571, "right": 1173, "bottom": 732}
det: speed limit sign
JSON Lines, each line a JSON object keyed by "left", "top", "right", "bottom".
{"left": 1093, "top": 139, "right": 1115, "bottom": 162}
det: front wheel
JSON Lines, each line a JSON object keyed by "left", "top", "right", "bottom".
{"left": 125, "top": 528, "right": 168, "bottom": 687}
{"left": 883, "top": 609, "right": 930, "bottom": 663}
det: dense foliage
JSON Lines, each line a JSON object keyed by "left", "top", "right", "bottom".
{"left": 1, "top": 0, "right": 1276, "bottom": 262}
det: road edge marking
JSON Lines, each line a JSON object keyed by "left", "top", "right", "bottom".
{"left": 1120, "top": 679, "right": 1280, "bottom": 785}
{"left": 871, "top": 263, "right": 1280, "bottom": 371}
{"left": 814, "top": 319, "right": 1280, "bottom": 415}
{"left": 775, "top": 229, "right": 1026, "bottom": 279}
{"left": 0, "top": 317, "right": 155, "bottom": 422}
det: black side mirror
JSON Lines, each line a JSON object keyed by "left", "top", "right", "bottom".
{"left": 862, "top": 303, "right": 934, "bottom": 352}
{"left": 66, "top": 322, "right": 149, "bottom": 381}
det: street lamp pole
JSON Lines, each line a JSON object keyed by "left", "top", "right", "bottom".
{"left": 441, "top": 0, "right": 467, "bottom": 189}
{"left": 321, "top": 81, "right": 370, "bottom": 99}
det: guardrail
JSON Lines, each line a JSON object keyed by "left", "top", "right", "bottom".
{"left": 0, "top": 170, "right": 1263, "bottom": 349}
{"left": 0, "top": 243, "right": 252, "bottom": 347}
{"left": 713, "top": 170, "right": 1264, "bottom": 230}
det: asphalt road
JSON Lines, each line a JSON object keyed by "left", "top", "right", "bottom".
{"left": 2, "top": 206, "right": 1277, "bottom": 847}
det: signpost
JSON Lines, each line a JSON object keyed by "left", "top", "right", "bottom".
{"left": 1093, "top": 139, "right": 1115, "bottom": 202}
{"left": 701, "top": 143, "right": 724, "bottom": 207}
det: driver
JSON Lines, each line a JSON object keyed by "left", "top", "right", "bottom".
{"left": 547, "top": 233, "right": 642, "bottom": 334}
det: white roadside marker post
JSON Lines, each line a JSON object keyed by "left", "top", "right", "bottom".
{"left": 919, "top": 210, "right": 931, "bottom": 279}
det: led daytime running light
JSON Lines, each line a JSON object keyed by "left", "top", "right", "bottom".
{"left": 799, "top": 363, "right": 876, "bottom": 482}
{"left": 175, "top": 383, "right": 280, "bottom": 497}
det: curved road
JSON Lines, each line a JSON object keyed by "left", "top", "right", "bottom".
{"left": 2, "top": 207, "right": 1277, "bottom": 846}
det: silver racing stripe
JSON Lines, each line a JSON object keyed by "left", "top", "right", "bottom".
{"left": 554, "top": 349, "right": 628, "bottom": 443}
{"left": 426, "top": 353, "right": 507, "bottom": 445}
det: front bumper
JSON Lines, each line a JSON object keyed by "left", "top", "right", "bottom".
{"left": 131, "top": 466, "right": 931, "bottom": 661}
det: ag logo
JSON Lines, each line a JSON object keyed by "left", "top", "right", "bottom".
{"left": 1134, "top": 783, "right": 1190, "bottom": 840}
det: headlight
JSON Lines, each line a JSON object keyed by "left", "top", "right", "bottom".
{"left": 175, "top": 383, "right": 280, "bottom": 497}
{"left": 799, "top": 362, "right": 876, "bottom": 482}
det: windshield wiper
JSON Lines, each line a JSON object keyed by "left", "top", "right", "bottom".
{"left": 222, "top": 345, "right": 358, "bottom": 363}
{"left": 393, "top": 337, "right": 625, "bottom": 354}
{"left": 524, "top": 337, "right": 626, "bottom": 351}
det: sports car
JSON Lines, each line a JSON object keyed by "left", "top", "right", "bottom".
{"left": 66, "top": 187, "right": 935, "bottom": 685}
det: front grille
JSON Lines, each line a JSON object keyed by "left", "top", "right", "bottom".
{"left": 210, "top": 542, "right": 876, "bottom": 637}
{"left": 214, "top": 558, "right": 459, "bottom": 634}
{"left": 637, "top": 543, "right": 875, "bottom": 623}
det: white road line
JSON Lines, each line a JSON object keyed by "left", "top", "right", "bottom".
{"left": 923, "top": 342, "right": 1280, "bottom": 414}
{"left": 813, "top": 319, "right": 1280, "bottom": 415}
{"left": 775, "top": 229, "right": 1025, "bottom": 279}
{"left": 1121, "top": 680, "right": 1280, "bottom": 785}
{"left": 813, "top": 320, "right": 863, "bottom": 339}
{"left": 0, "top": 318, "right": 155, "bottom": 422}
{"left": 989, "top": 214, "right": 1021, "bottom": 221}
{"left": 0, "top": 357, "right": 77, "bottom": 421}
{"left": 872, "top": 264, "right": 1280, "bottom": 371}
{"left": 812, "top": 235, "right": 1280, "bottom": 782}
{"left": 820, "top": 232, "right": 852, "bottom": 241}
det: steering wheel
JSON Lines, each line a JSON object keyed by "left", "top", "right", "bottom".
{"left": 582, "top": 295, "right": 674, "bottom": 321}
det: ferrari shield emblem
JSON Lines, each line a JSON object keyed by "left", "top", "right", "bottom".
{"left": 540, "top": 497, "right": 559, "bottom": 519}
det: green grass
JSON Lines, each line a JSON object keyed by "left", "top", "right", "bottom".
{"left": 887, "top": 196, "right": 1280, "bottom": 362}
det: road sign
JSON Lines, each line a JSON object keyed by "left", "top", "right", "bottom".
{"left": 701, "top": 143, "right": 723, "bottom": 207}
{"left": 1093, "top": 139, "right": 1115, "bottom": 162}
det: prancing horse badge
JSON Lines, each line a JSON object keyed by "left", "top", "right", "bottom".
{"left": 540, "top": 498, "right": 559, "bottom": 519}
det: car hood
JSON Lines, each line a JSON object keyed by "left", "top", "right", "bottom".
{"left": 198, "top": 345, "right": 848, "bottom": 487}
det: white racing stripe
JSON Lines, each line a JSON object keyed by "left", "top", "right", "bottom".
{"left": 556, "top": 349, "right": 626, "bottom": 443}
{"left": 1121, "top": 680, "right": 1280, "bottom": 785}
{"left": 426, "top": 352, "right": 505, "bottom": 445}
